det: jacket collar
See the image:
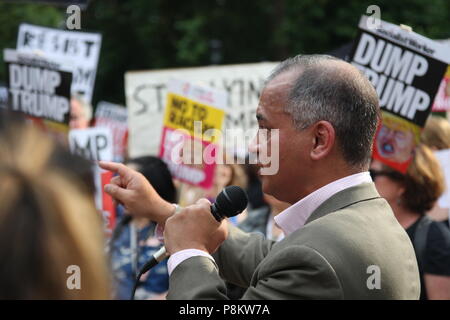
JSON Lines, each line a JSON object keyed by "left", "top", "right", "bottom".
{"left": 304, "top": 182, "right": 381, "bottom": 226}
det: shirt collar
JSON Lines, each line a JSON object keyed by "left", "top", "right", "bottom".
{"left": 274, "top": 172, "right": 372, "bottom": 236}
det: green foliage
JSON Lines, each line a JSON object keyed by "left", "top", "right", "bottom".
{"left": 0, "top": 0, "right": 449, "bottom": 107}
{"left": 0, "top": 3, "right": 64, "bottom": 83}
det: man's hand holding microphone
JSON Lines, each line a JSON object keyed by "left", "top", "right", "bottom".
{"left": 99, "top": 161, "right": 228, "bottom": 256}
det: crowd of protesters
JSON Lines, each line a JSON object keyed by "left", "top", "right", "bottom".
{"left": 1, "top": 78, "right": 450, "bottom": 300}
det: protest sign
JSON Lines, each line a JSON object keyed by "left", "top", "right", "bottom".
{"left": 125, "top": 62, "right": 277, "bottom": 158}
{"left": 17, "top": 23, "right": 102, "bottom": 104}
{"left": 432, "top": 66, "right": 450, "bottom": 112}
{"left": 94, "top": 101, "right": 128, "bottom": 162}
{"left": 4, "top": 48, "right": 72, "bottom": 142}
{"left": 350, "top": 16, "right": 450, "bottom": 173}
{"left": 159, "top": 79, "right": 227, "bottom": 189}
{"left": 69, "top": 127, "right": 116, "bottom": 236}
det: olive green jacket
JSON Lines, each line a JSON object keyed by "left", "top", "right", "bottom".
{"left": 167, "top": 183, "right": 420, "bottom": 299}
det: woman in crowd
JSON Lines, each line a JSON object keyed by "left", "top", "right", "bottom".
{"left": 371, "top": 144, "right": 450, "bottom": 300}
{"left": 0, "top": 121, "right": 110, "bottom": 299}
{"left": 109, "top": 156, "right": 176, "bottom": 300}
{"left": 421, "top": 115, "right": 450, "bottom": 226}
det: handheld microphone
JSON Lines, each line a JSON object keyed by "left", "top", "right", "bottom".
{"left": 131, "top": 185, "right": 248, "bottom": 299}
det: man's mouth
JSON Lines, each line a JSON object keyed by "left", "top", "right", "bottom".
{"left": 381, "top": 142, "right": 394, "bottom": 155}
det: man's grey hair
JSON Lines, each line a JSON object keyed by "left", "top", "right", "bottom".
{"left": 267, "top": 54, "right": 380, "bottom": 169}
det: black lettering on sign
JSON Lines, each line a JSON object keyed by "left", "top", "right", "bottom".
{"left": 74, "top": 68, "right": 93, "bottom": 86}
{"left": 83, "top": 40, "right": 95, "bottom": 58}
{"left": 192, "top": 103, "right": 207, "bottom": 121}
{"left": 72, "top": 136, "right": 93, "bottom": 160}
{"left": 72, "top": 134, "right": 109, "bottom": 161}
{"left": 171, "top": 96, "right": 188, "bottom": 114}
{"left": 351, "top": 31, "right": 447, "bottom": 126}
{"left": 132, "top": 83, "right": 166, "bottom": 116}
{"left": 95, "top": 134, "right": 108, "bottom": 161}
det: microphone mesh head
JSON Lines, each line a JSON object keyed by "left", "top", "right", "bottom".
{"left": 215, "top": 185, "right": 248, "bottom": 218}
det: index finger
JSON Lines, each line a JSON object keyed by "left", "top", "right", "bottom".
{"left": 196, "top": 198, "right": 212, "bottom": 207}
{"left": 98, "top": 161, "right": 130, "bottom": 177}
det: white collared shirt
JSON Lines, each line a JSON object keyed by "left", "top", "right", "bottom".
{"left": 167, "top": 171, "right": 372, "bottom": 275}
{"left": 274, "top": 171, "right": 372, "bottom": 236}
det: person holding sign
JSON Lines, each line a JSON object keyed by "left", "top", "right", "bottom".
{"left": 70, "top": 94, "right": 93, "bottom": 129}
{"left": 101, "top": 55, "right": 420, "bottom": 299}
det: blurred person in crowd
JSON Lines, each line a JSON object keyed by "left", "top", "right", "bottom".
{"left": 0, "top": 121, "right": 110, "bottom": 299}
{"left": 243, "top": 161, "right": 268, "bottom": 211}
{"left": 239, "top": 194, "right": 289, "bottom": 241}
{"left": 205, "top": 159, "right": 248, "bottom": 225}
{"left": 371, "top": 145, "right": 450, "bottom": 300}
{"left": 421, "top": 115, "right": 450, "bottom": 226}
{"left": 109, "top": 156, "right": 176, "bottom": 300}
{"left": 421, "top": 116, "right": 450, "bottom": 150}
{"left": 69, "top": 94, "right": 92, "bottom": 129}
{"left": 101, "top": 54, "right": 420, "bottom": 299}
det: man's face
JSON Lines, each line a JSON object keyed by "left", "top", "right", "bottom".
{"left": 249, "top": 71, "right": 311, "bottom": 203}
{"left": 376, "top": 123, "right": 415, "bottom": 163}
{"left": 70, "top": 98, "right": 89, "bottom": 129}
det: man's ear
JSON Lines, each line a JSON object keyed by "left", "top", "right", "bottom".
{"left": 310, "top": 121, "right": 336, "bottom": 161}
{"left": 396, "top": 185, "right": 406, "bottom": 199}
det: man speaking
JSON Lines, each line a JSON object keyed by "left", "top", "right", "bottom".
{"left": 100, "top": 55, "right": 420, "bottom": 299}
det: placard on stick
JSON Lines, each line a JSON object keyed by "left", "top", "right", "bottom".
{"left": 350, "top": 16, "right": 450, "bottom": 173}
{"left": 159, "top": 79, "right": 227, "bottom": 190}
{"left": 69, "top": 127, "right": 116, "bottom": 236}
{"left": 17, "top": 23, "right": 102, "bottom": 104}
{"left": 4, "top": 48, "right": 72, "bottom": 143}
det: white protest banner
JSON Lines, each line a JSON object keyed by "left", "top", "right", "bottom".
{"left": 69, "top": 127, "right": 116, "bottom": 236}
{"left": 125, "top": 62, "right": 277, "bottom": 158}
{"left": 94, "top": 101, "right": 128, "bottom": 162}
{"left": 69, "top": 127, "right": 113, "bottom": 162}
{"left": 17, "top": 23, "right": 102, "bottom": 104}
{"left": 350, "top": 16, "right": 450, "bottom": 173}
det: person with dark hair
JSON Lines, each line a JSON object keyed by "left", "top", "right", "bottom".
{"left": 109, "top": 156, "right": 176, "bottom": 300}
{"left": 243, "top": 162, "right": 268, "bottom": 211}
{"left": 101, "top": 54, "right": 420, "bottom": 299}
{"left": 371, "top": 145, "right": 450, "bottom": 299}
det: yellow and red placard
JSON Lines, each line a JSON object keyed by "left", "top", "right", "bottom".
{"left": 159, "top": 79, "right": 227, "bottom": 189}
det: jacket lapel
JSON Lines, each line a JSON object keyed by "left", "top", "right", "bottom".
{"left": 304, "top": 182, "right": 381, "bottom": 225}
